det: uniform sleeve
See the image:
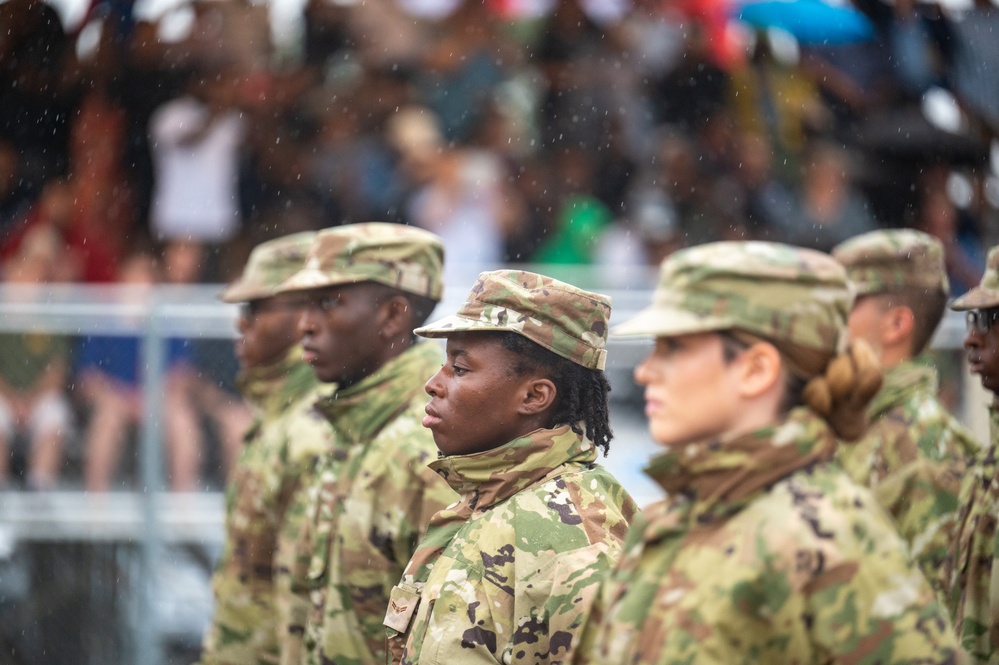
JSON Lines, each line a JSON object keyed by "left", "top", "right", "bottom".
{"left": 946, "top": 445, "right": 999, "bottom": 663}
{"left": 545, "top": 542, "right": 620, "bottom": 664}
{"left": 873, "top": 456, "right": 964, "bottom": 595}
{"left": 806, "top": 537, "right": 964, "bottom": 663}
{"left": 275, "top": 454, "right": 323, "bottom": 665}
{"left": 200, "top": 423, "right": 286, "bottom": 665}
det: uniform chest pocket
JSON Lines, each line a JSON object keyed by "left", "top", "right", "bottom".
{"left": 385, "top": 582, "right": 423, "bottom": 633}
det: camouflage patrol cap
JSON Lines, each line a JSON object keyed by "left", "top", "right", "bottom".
{"left": 951, "top": 245, "right": 999, "bottom": 311}
{"left": 415, "top": 270, "right": 611, "bottom": 371}
{"left": 832, "top": 229, "right": 948, "bottom": 297}
{"left": 614, "top": 241, "right": 851, "bottom": 353}
{"left": 219, "top": 231, "right": 315, "bottom": 303}
{"left": 277, "top": 222, "right": 444, "bottom": 300}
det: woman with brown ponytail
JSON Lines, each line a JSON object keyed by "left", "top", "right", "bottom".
{"left": 573, "top": 241, "right": 966, "bottom": 665}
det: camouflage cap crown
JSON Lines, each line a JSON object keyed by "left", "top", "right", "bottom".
{"left": 278, "top": 222, "right": 444, "bottom": 300}
{"left": 951, "top": 245, "right": 999, "bottom": 311}
{"left": 415, "top": 270, "right": 611, "bottom": 371}
{"left": 614, "top": 241, "right": 851, "bottom": 353}
{"left": 219, "top": 231, "right": 316, "bottom": 303}
{"left": 832, "top": 229, "right": 948, "bottom": 297}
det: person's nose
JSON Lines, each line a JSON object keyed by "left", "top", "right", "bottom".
{"left": 425, "top": 368, "right": 444, "bottom": 397}
{"left": 965, "top": 326, "right": 984, "bottom": 350}
{"left": 299, "top": 308, "right": 317, "bottom": 337}
{"left": 634, "top": 353, "right": 653, "bottom": 387}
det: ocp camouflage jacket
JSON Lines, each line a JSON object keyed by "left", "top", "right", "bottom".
{"left": 296, "top": 342, "right": 458, "bottom": 665}
{"left": 385, "top": 424, "right": 637, "bottom": 665}
{"left": 574, "top": 407, "right": 963, "bottom": 665}
{"left": 201, "top": 346, "right": 335, "bottom": 665}
{"left": 946, "top": 399, "right": 999, "bottom": 664}
{"left": 837, "top": 359, "right": 979, "bottom": 597}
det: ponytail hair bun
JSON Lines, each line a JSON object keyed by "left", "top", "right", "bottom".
{"left": 801, "top": 339, "right": 882, "bottom": 441}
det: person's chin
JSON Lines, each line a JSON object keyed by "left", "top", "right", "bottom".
{"left": 433, "top": 436, "right": 453, "bottom": 457}
{"left": 312, "top": 366, "right": 338, "bottom": 384}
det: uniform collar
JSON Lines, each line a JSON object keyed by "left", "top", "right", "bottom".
{"left": 643, "top": 407, "right": 836, "bottom": 532}
{"left": 236, "top": 345, "right": 318, "bottom": 414}
{"left": 429, "top": 424, "right": 597, "bottom": 513}
{"left": 315, "top": 341, "right": 441, "bottom": 445}
{"left": 867, "top": 358, "right": 936, "bottom": 418}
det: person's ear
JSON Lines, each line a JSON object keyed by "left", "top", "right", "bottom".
{"left": 882, "top": 305, "right": 914, "bottom": 348}
{"left": 377, "top": 295, "right": 412, "bottom": 340}
{"left": 517, "top": 377, "right": 557, "bottom": 416}
{"left": 735, "top": 342, "right": 783, "bottom": 399}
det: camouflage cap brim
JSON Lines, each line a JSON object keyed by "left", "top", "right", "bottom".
{"left": 611, "top": 304, "right": 731, "bottom": 338}
{"left": 218, "top": 281, "right": 270, "bottom": 303}
{"left": 415, "top": 314, "right": 508, "bottom": 338}
{"left": 274, "top": 223, "right": 445, "bottom": 300}
{"left": 950, "top": 286, "right": 999, "bottom": 311}
{"left": 415, "top": 269, "right": 611, "bottom": 371}
{"left": 277, "top": 265, "right": 372, "bottom": 294}
{"left": 416, "top": 313, "right": 609, "bottom": 371}
{"left": 219, "top": 231, "right": 316, "bottom": 303}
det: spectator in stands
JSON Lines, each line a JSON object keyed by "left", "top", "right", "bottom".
{"left": 0, "top": 139, "right": 35, "bottom": 238}
{"left": 775, "top": 141, "right": 878, "bottom": 252}
{"left": 949, "top": 0, "right": 999, "bottom": 137}
{"left": 148, "top": 64, "right": 247, "bottom": 282}
{"left": 916, "top": 167, "right": 986, "bottom": 296}
{"left": 392, "top": 106, "right": 512, "bottom": 288}
{"left": 76, "top": 249, "right": 199, "bottom": 491}
{"left": 0, "top": 0, "right": 79, "bottom": 183}
{"left": 78, "top": 243, "right": 250, "bottom": 492}
{"left": 0, "top": 227, "right": 74, "bottom": 490}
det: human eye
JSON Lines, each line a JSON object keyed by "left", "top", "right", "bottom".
{"left": 660, "top": 338, "right": 682, "bottom": 354}
{"left": 318, "top": 294, "right": 341, "bottom": 311}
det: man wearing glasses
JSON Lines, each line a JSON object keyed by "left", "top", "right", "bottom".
{"left": 945, "top": 245, "right": 999, "bottom": 664}
{"left": 201, "top": 232, "right": 338, "bottom": 665}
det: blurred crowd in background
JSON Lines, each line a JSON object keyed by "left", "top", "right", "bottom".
{"left": 1, "top": 0, "right": 999, "bottom": 491}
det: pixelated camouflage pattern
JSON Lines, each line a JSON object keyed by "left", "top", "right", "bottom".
{"left": 415, "top": 270, "right": 612, "bottom": 371}
{"left": 838, "top": 359, "right": 979, "bottom": 600}
{"left": 952, "top": 246, "right": 999, "bottom": 311}
{"left": 384, "top": 425, "right": 637, "bottom": 664}
{"left": 199, "top": 347, "right": 336, "bottom": 665}
{"left": 613, "top": 241, "right": 851, "bottom": 354}
{"left": 832, "top": 228, "right": 949, "bottom": 297}
{"left": 220, "top": 232, "right": 317, "bottom": 303}
{"left": 945, "top": 400, "right": 999, "bottom": 663}
{"left": 277, "top": 222, "right": 444, "bottom": 300}
{"left": 292, "top": 342, "right": 458, "bottom": 665}
{"left": 574, "top": 407, "right": 964, "bottom": 665}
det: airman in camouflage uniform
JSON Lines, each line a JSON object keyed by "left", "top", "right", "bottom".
{"left": 574, "top": 241, "right": 964, "bottom": 664}
{"left": 275, "top": 223, "right": 458, "bottom": 665}
{"left": 945, "top": 245, "right": 999, "bottom": 663}
{"left": 383, "top": 270, "right": 637, "bottom": 664}
{"left": 832, "top": 230, "right": 979, "bottom": 597}
{"left": 200, "top": 232, "right": 337, "bottom": 665}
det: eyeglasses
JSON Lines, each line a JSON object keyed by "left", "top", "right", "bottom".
{"left": 239, "top": 299, "right": 305, "bottom": 320}
{"left": 966, "top": 308, "right": 999, "bottom": 335}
